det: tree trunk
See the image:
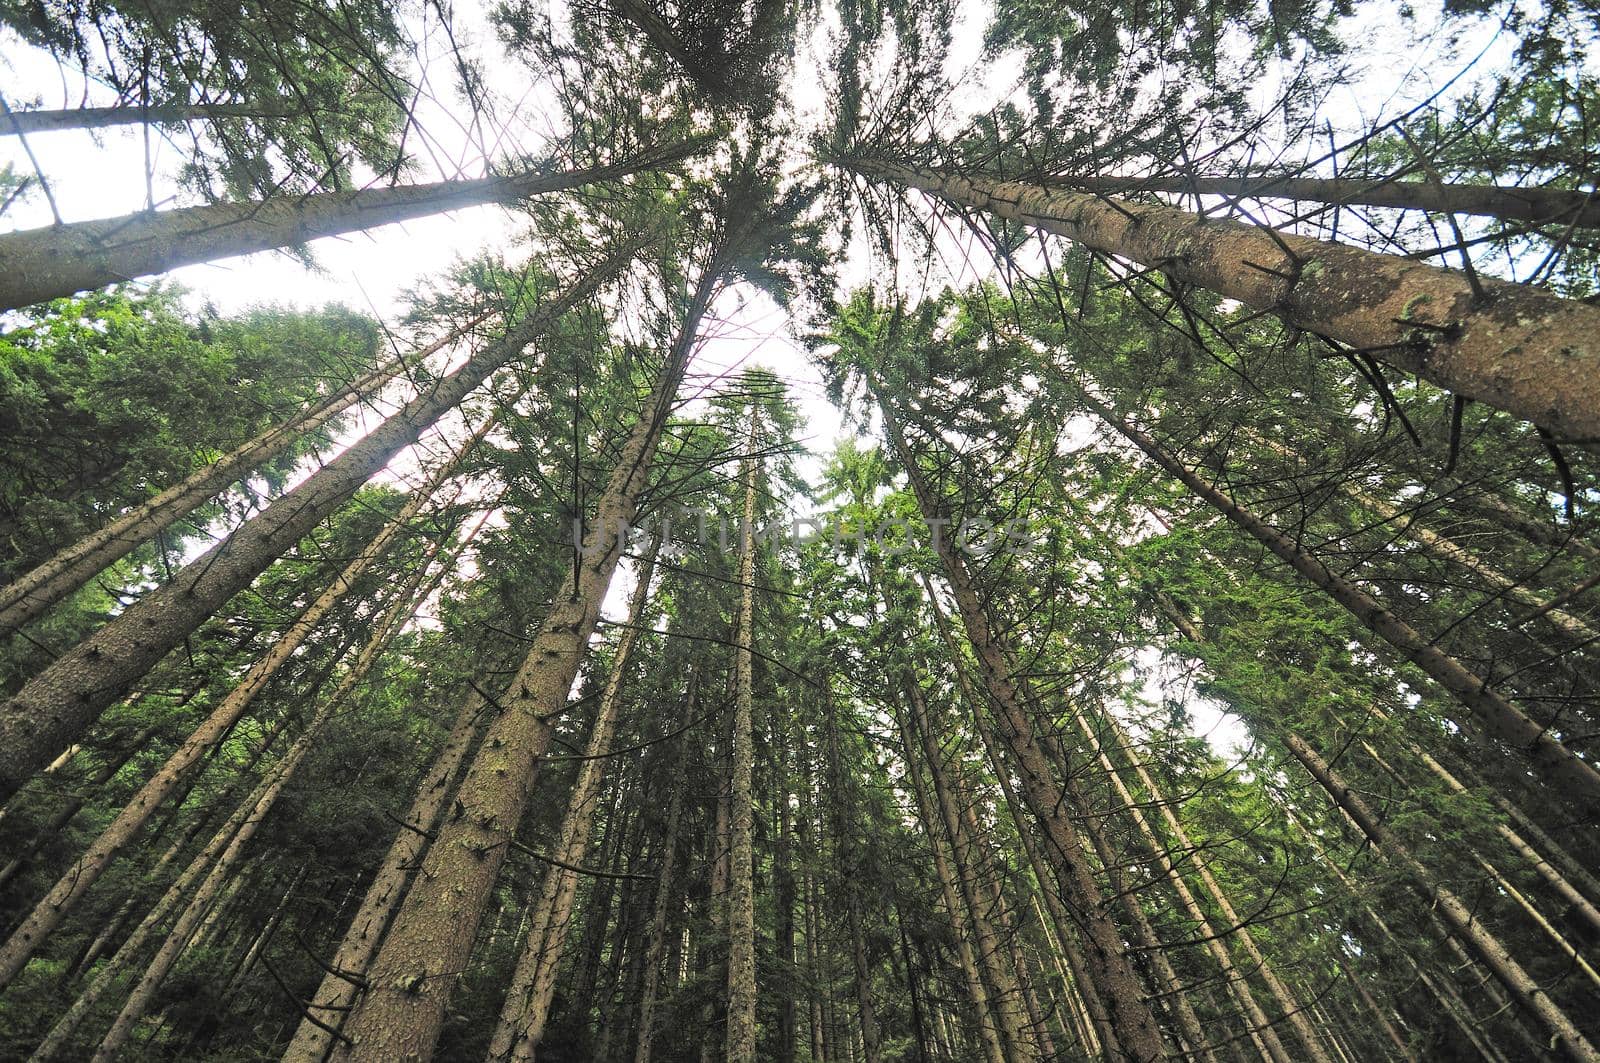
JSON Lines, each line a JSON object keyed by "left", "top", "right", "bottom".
{"left": 900, "top": 680, "right": 1038, "bottom": 1061}
{"left": 0, "top": 313, "right": 486, "bottom": 637}
{"left": 332, "top": 253, "right": 720, "bottom": 1063}
{"left": 891, "top": 696, "right": 1011, "bottom": 1063}
{"left": 0, "top": 141, "right": 700, "bottom": 311}
{"left": 1044, "top": 172, "right": 1600, "bottom": 229}
{"left": 632, "top": 675, "right": 692, "bottom": 1063}
{"left": 875, "top": 386, "right": 1172, "bottom": 1061}
{"left": 844, "top": 157, "right": 1600, "bottom": 440}
{"left": 725, "top": 408, "right": 762, "bottom": 1063}
{"left": 0, "top": 247, "right": 629, "bottom": 801}
{"left": 0, "top": 414, "right": 492, "bottom": 991}
{"left": 488, "top": 538, "right": 661, "bottom": 1061}
{"left": 1077, "top": 388, "right": 1600, "bottom": 810}
{"left": 0, "top": 102, "right": 299, "bottom": 135}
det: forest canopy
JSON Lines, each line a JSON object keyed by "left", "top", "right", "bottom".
{"left": 1, "top": 0, "right": 1598, "bottom": 1060}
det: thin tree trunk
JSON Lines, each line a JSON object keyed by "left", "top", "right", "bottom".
{"left": 0, "top": 248, "right": 629, "bottom": 801}
{"left": 606, "top": 0, "right": 737, "bottom": 98}
{"left": 488, "top": 538, "right": 661, "bottom": 1062}
{"left": 333, "top": 252, "right": 721, "bottom": 1063}
{"left": 0, "top": 102, "right": 297, "bottom": 135}
{"left": 0, "top": 315, "right": 485, "bottom": 637}
{"left": 875, "top": 387, "right": 1172, "bottom": 1061}
{"left": 0, "top": 141, "right": 700, "bottom": 311}
{"left": 1083, "top": 709, "right": 1314, "bottom": 1063}
{"left": 892, "top": 697, "right": 1010, "bottom": 1063}
{"left": 900, "top": 680, "right": 1038, "bottom": 1061}
{"left": 725, "top": 409, "right": 762, "bottom": 1063}
{"left": 1076, "top": 389, "right": 1600, "bottom": 809}
{"left": 1044, "top": 172, "right": 1600, "bottom": 229}
{"left": 631, "top": 676, "right": 692, "bottom": 1063}
{"left": 0, "top": 414, "right": 492, "bottom": 991}
{"left": 844, "top": 157, "right": 1600, "bottom": 440}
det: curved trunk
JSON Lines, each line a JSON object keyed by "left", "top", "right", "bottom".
{"left": 0, "top": 140, "right": 700, "bottom": 311}
{"left": 0, "top": 249, "right": 629, "bottom": 801}
{"left": 844, "top": 157, "right": 1600, "bottom": 440}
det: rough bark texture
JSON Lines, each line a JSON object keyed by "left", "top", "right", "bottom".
{"left": 0, "top": 251, "right": 626, "bottom": 801}
{"left": 847, "top": 157, "right": 1600, "bottom": 440}
{"left": 488, "top": 539, "right": 660, "bottom": 1062}
{"left": 0, "top": 313, "right": 487, "bottom": 636}
{"left": 877, "top": 391, "right": 1171, "bottom": 1061}
{"left": 1085, "top": 392, "right": 1600, "bottom": 810}
{"left": 333, "top": 257, "right": 717, "bottom": 1063}
{"left": 724, "top": 412, "right": 762, "bottom": 1063}
{"left": 1048, "top": 173, "right": 1600, "bottom": 229}
{"left": 0, "top": 140, "right": 699, "bottom": 311}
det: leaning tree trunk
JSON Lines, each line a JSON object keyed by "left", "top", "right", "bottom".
{"left": 725, "top": 408, "right": 763, "bottom": 1063}
{"left": 487, "top": 537, "right": 661, "bottom": 1062}
{"left": 332, "top": 252, "right": 722, "bottom": 1063}
{"left": 0, "top": 412, "right": 494, "bottom": 992}
{"left": 1042, "top": 172, "right": 1600, "bottom": 229}
{"left": 0, "top": 310, "right": 491, "bottom": 637}
{"left": 0, "top": 139, "right": 701, "bottom": 310}
{"left": 0, "top": 102, "right": 296, "bottom": 135}
{"left": 842, "top": 157, "right": 1600, "bottom": 440}
{"left": 891, "top": 701, "right": 1010, "bottom": 1063}
{"left": 874, "top": 384, "right": 1172, "bottom": 1061}
{"left": 1071, "top": 386, "right": 1600, "bottom": 810}
{"left": 0, "top": 246, "right": 632, "bottom": 801}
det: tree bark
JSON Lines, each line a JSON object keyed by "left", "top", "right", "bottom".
{"left": 332, "top": 253, "right": 719, "bottom": 1063}
{"left": 725, "top": 408, "right": 762, "bottom": 1063}
{"left": 844, "top": 157, "right": 1600, "bottom": 440}
{"left": 0, "top": 247, "right": 629, "bottom": 801}
{"left": 487, "top": 537, "right": 660, "bottom": 1062}
{"left": 0, "top": 140, "right": 700, "bottom": 311}
{"left": 1044, "top": 172, "right": 1600, "bottom": 229}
